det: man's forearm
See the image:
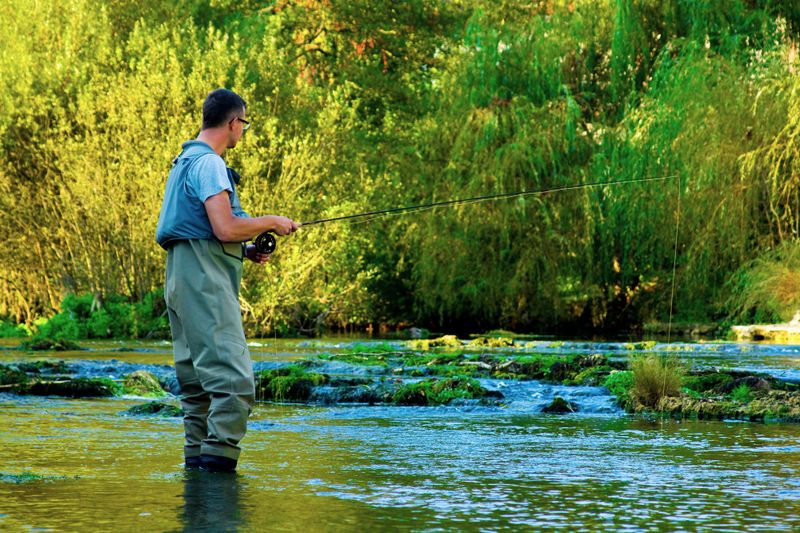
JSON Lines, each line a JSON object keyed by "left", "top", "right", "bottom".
{"left": 213, "top": 215, "right": 283, "bottom": 242}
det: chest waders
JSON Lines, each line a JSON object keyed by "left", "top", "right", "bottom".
{"left": 165, "top": 235, "right": 255, "bottom": 467}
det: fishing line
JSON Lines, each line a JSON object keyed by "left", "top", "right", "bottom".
{"left": 666, "top": 175, "right": 682, "bottom": 345}
{"left": 253, "top": 175, "right": 678, "bottom": 254}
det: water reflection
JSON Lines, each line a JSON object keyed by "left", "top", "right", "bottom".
{"left": 177, "top": 470, "right": 246, "bottom": 533}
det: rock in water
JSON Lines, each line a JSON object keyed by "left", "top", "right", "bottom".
{"left": 542, "top": 397, "right": 577, "bottom": 414}
{"left": 124, "top": 401, "right": 183, "bottom": 417}
{"left": 123, "top": 370, "right": 166, "bottom": 397}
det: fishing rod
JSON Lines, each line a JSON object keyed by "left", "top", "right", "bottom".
{"left": 252, "top": 175, "right": 676, "bottom": 254}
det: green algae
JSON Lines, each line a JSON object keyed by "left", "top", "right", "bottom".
{"left": 0, "top": 471, "right": 71, "bottom": 484}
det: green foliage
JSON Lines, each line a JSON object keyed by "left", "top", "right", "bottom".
{"left": 0, "top": 320, "right": 27, "bottom": 338}
{"left": 33, "top": 292, "right": 168, "bottom": 340}
{"left": 630, "top": 355, "right": 683, "bottom": 408}
{"left": 0, "top": 0, "right": 798, "bottom": 334}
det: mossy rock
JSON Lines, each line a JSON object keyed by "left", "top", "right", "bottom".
{"left": 548, "top": 361, "right": 578, "bottom": 381}
{"left": 654, "top": 390, "right": 800, "bottom": 422}
{"left": 0, "top": 365, "right": 29, "bottom": 386}
{"left": 23, "top": 377, "right": 117, "bottom": 398}
{"left": 468, "top": 337, "right": 514, "bottom": 348}
{"left": 20, "top": 338, "right": 83, "bottom": 351}
{"left": 256, "top": 365, "right": 328, "bottom": 402}
{"left": 408, "top": 335, "right": 462, "bottom": 350}
{"left": 122, "top": 370, "right": 166, "bottom": 397}
{"left": 392, "top": 377, "right": 487, "bottom": 406}
{"left": 682, "top": 371, "right": 734, "bottom": 394}
{"left": 542, "top": 397, "right": 577, "bottom": 414}
{"left": 124, "top": 400, "right": 183, "bottom": 417}
{"left": 574, "top": 354, "right": 609, "bottom": 368}
{"left": 566, "top": 365, "right": 615, "bottom": 386}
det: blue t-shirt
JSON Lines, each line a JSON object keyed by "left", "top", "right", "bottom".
{"left": 155, "top": 140, "right": 249, "bottom": 249}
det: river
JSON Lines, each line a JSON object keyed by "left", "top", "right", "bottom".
{"left": 1, "top": 337, "right": 799, "bottom": 531}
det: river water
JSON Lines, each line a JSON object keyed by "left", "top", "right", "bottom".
{"left": 1, "top": 338, "right": 800, "bottom": 531}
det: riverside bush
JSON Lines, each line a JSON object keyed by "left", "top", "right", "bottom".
{"left": 34, "top": 292, "right": 169, "bottom": 340}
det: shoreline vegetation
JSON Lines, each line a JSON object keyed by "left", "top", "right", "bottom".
{"left": 0, "top": 291, "right": 795, "bottom": 348}
{"left": 2, "top": 2, "right": 800, "bottom": 336}
{"left": 3, "top": 336, "right": 800, "bottom": 423}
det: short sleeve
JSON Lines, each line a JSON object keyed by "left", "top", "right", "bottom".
{"left": 188, "top": 154, "right": 232, "bottom": 203}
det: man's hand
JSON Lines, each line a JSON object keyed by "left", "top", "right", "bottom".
{"left": 245, "top": 244, "right": 272, "bottom": 264}
{"left": 268, "top": 215, "right": 300, "bottom": 236}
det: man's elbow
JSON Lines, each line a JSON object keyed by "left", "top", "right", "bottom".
{"left": 211, "top": 223, "right": 236, "bottom": 243}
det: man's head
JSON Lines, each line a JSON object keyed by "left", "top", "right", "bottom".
{"left": 201, "top": 88, "right": 249, "bottom": 149}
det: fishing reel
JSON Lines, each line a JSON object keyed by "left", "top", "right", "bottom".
{"left": 253, "top": 231, "right": 277, "bottom": 254}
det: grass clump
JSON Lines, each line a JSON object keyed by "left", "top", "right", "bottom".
{"left": 256, "top": 365, "right": 328, "bottom": 402}
{"left": 630, "top": 355, "right": 684, "bottom": 409}
{"left": 391, "top": 377, "right": 486, "bottom": 406}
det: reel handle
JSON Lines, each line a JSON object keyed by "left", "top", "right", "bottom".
{"left": 254, "top": 232, "right": 277, "bottom": 254}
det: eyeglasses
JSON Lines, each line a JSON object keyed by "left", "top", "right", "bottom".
{"left": 230, "top": 116, "right": 250, "bottom": 131}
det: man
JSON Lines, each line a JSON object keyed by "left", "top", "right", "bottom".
{"left": 156, "top": 88, "right": 298, "bottom": 473}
